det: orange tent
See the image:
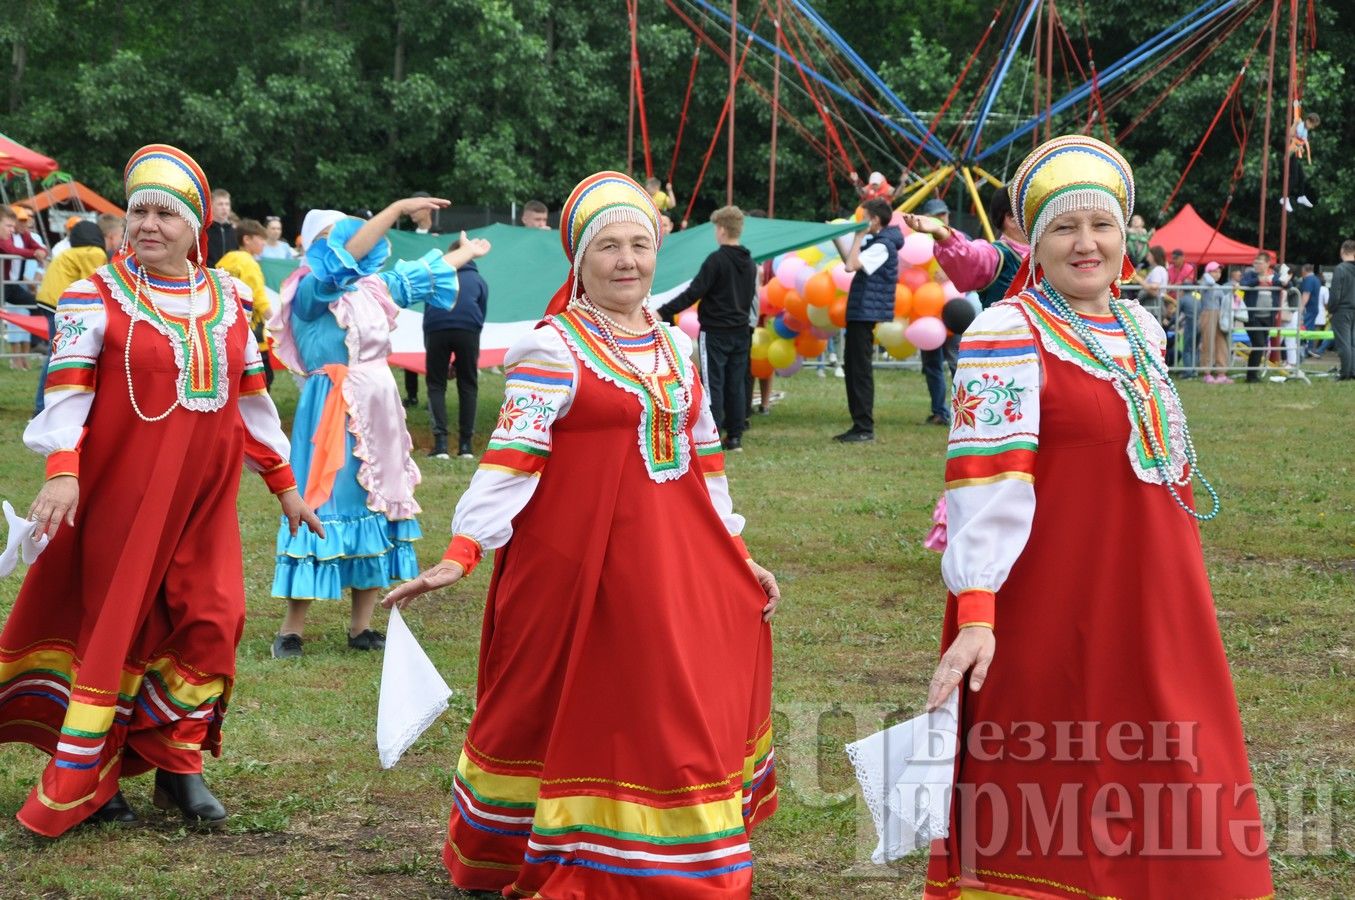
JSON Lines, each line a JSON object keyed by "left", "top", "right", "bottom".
{"left": 18, "top": 180, "right": 124, "bottom": 216}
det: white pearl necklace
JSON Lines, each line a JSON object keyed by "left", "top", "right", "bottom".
{"left": 125, "top": 259, "right": 199, "bottom": 423}
{"left": 573, "top": 295, "right": 691, "bottom": 417}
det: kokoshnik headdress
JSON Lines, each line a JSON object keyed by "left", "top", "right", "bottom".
{"left": 1004, "top": 135, "right": 1137, "bottom": 297}
{"left": 544, "top": 171, "right": 662, "bottom": 317}
{"left": 122, "top": 144, "right": 213, "bottom": 264}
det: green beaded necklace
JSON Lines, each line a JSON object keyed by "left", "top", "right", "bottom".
{"left": 1039, "top": 279, "right": 1221, "bottom": 522}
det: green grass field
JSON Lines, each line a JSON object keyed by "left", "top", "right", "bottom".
{"left": 0, "top": 363, "right": 1351, "bottom": 898}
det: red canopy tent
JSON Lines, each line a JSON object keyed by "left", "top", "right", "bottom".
{"left": 1151, "top": 204, "right": 1272, "bottom": 268}
{"left": 0, "top": 133, "right": 58, "bottom": 179}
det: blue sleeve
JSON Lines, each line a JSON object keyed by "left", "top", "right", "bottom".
{"left": 377, "top": 249, "right": 460, "bottom": 310}
{"left": 305, "top": 217, "right": 389, "bottom": 289}
{"left": 478, "top": 275, "right": 489, "bottom": 317}
{"left": 292, "top": 272, "right": 341, "bottom": 322}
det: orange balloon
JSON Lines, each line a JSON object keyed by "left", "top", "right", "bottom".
{"left": 900, "top": 266, "right": 930, "bottom": 291}
{"left": 912, "top": 281, "right": 945, "bottom": 319}
{"left": 829, "top": 296, "right": 848, "bottom": 328}
{"left": 750, "top": 356, "right": 774, "bottom": 379}
{"left": 795, "top": 333, "right": 828, "bottom": 357}
{"left": 764, "top": 278, "right": 788, "bottom": 315}
{"left": 893, "top": 284, "right": 913, "bottom": 320}
{"left": 804, "top": 271, "right": 836, "bottom": 308}
{"left": 783, "top": 289, "right": 810, "bottom": 322}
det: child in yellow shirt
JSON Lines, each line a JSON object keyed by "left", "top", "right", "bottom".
{"left": 215, "top": 218, "right": 275, "bottom": 390}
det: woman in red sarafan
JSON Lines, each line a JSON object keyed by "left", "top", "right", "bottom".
{"left": 384, "top": 172, "right": 779, "bottom": 899}
{"left": 0, "top": 144, "right": 322, "bottom": 836}
{"left": 923, "top": 136, "right": 1274, "bottom": 899}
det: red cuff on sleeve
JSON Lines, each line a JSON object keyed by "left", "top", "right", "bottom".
{"left": 261, "top": 463, "right": 298, "bottom": 495}
{"left": 45, "top": 450, "right": 80, "bottom": 481}
{"left": 443, "top": 533, "right": 485, "bottom": 576}
{"left": 955, "top": 589, "right": 995, "bottom": 630}
{"left": 731, "top": 534, "right": 751, "bottom": 560}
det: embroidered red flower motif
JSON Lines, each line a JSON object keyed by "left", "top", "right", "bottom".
{"left": 952, "top": 382, "right": 984, "bottom": 429}
{"left": 497, "top": 401, "right": 526, "bottom": 432}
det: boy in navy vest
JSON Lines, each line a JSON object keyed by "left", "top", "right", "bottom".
{"left": 837, "top": 198, "right": 902, "bottom": 442}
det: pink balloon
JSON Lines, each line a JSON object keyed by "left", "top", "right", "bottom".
{"left": 776, "top": 256, "right": 808, "bottom": 290}
{"left": 775, "top": 357, "right": 804, "bottom": 377}
{"left": 830, "top": 262, "right": 852, "bottom": 292}
{"left": 900, "top": 232, "right": 935, "bottom": 266}
{"left": 677, "top": 309, "right": 701, "bottom": 339}
{"left": 941, "top": 280, "right": 963, "bottom": 300}
{"left": 810, "top": 325, "right": 837, "bottom": 339}
{"left": 781, "top": 312, "right": 806, "bottom": 333}
{"left": 905, "top": 316, "right": 947, "bottom": 350}
{"left": 889, "top": 211, "right": 906, "bottom": 231}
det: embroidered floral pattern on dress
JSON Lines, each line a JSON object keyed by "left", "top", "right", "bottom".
{"left": 51, "top": 316, "right": 86, "bottom": 355}
{"left": 497, "top": 394, "right": 556, "bottom": 433}
{"left": 952, "top": 373, "right": 1027, "bottom": 430}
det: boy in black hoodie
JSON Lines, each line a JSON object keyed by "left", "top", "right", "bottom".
{"left": 658, "top": 205, "right": 758, "bottom": 451}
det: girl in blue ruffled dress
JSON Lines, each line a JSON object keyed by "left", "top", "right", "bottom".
{"left": 268, "top": 199, "right": 490, "bottom": 658}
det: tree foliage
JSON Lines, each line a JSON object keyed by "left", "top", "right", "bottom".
{"left": 1, "top": 0, "right": 1348, "bottom": 260}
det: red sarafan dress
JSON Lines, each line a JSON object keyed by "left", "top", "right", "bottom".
{"left": 926, "top": 291, "right": 1274, "bottom": 899}
{"left": 0, "top": 257, "right": 295, "bottom": 837}
{"left": 436, "top": 308, "right": 777, "bottom": 899}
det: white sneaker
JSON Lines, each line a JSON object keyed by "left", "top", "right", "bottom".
{"left": 834, "top": 366, "right": 845, "bottom": 378}
{"left": 1280, "top": 197, "right": 1294, "bottom": 213}
{"left": 1296, "top": 195, "right": 1313, "bottom": 208}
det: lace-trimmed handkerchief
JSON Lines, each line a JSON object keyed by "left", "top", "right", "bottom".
{"left": 377, "top": 607, "right": 453, "bottom": 769}
{"left": 845, "top": 693, "right": 959, "bottom": 862}
{"left": 0, "top": 500, "right": 49, "bottom": 578}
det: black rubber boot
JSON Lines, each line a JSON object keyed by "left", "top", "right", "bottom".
{"left": 153, "top": 769, "right": 227, "bottom": 827}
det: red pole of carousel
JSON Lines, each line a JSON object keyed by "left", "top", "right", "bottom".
{"left": 1277, "top": 0, "right": 1298, "bottom": 267}
{"left": 1257, "top": 0, "right": 1280, "bottom": 248}
{"left": 727, "top": 0, "right": 738, "bottom": 205}
{"left": 627, "top": 0, "right": 638, "bottom": 176}
{"left": 769, "top": 6, "right": 781, "bottom": 217}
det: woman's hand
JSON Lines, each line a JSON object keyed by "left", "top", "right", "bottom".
{"left": 443, "top": 232, "right": 492, "bottom": 269}
{"left": 901, "top": 213, "right": 949, "bottom": 241}
{"left": 28, "top": 475, "right": 78, "bottom": 540}
{"left": 392, "top": 195, "right": 450, "bottom": 218}
{"left": 926, "top": 626, "right": 996, "bottom": 712}
{"left": 382, "top": 562, "right": 464, "bottom": 611}
{"left": 278, "top": 490, "right": 326, "bottom": 539}
{"left": 748, "top": 559, "right": 780, "bottom": 621}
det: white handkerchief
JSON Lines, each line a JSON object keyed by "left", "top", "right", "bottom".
{"left": 0, "top": 500, "right": 50, "bottom": 578}
{"left": 845, "top": 692, "right": 959, "bottom": 863}
{"left": 376, "top": 607, "right": 453, "bottom": 769}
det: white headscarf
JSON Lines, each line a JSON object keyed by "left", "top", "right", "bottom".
{"left": 300, "top": 209, "right": 346, "bottom": 252}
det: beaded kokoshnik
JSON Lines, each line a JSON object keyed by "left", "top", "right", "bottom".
{"left": 1038, "top": 278, "right": 1221, "bottom": 522}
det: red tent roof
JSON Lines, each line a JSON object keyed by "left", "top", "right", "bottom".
{"left": 0, "top": 133, "right": 58, "bottom": 179}
{"left": 1151, "top": 204, "right": 1272, "bottom": 268}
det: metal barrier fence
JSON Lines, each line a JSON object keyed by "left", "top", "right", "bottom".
{"left": 868, "top": 281, "right": 1337, "bottom": 382}
{"left": 1123, "top": 281, "right": 1335, "bottom": 382}
{"left": 1, "top": 252, "right": 46, "bottom": 364}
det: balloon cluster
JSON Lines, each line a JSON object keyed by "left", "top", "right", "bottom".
{"left": 873, "top": 212, "right": 980, "bottom": 360}
{"left": 746, "top": 242, "right": 851, "bottom": 378}
{"left": 722, "top": 212, "right": 982, "bottom": 379}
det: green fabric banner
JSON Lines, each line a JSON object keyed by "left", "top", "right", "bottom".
{"left": 258, "top": 217, "right": 864, "bottom": 324}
